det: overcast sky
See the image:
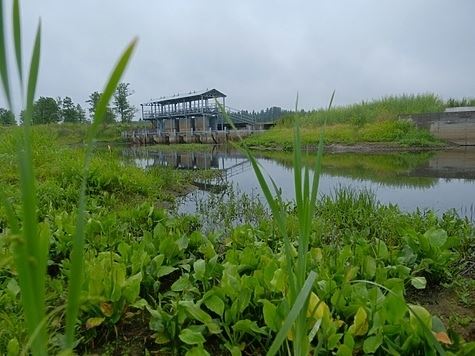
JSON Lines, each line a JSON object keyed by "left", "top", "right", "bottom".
{"left": 2, "top": 0, "right": 475, "bottom": 117}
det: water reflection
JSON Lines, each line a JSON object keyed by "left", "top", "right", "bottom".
{"left": 123, "top": 145, "right": 475, "bottom": 220}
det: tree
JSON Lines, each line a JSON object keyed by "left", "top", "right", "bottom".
{"left": 31, "top": 97, "right": 61, "bottom": 124}
{"left": 0, "top": 108, "right": 16, "bottom": 125}
{"left": 60, "top": 96, "right": 87, "bottom": 123}
{"left": 76, "top": 104, "right": 87, "bottom": 123}
{"left": 113, "top": 82, "right": 136, "bottom": 123}
{"left": 87, "top": 91, "right": 115, "bottom": 123}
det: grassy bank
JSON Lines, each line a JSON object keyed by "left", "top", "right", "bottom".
{"left": 0, "top": 126, "right": 474, "bottom": 354}
{"left": 0, "top": 122, "right": 148, "bottom": 146}
{"left": 245, "top": 94, "right": 444, "bottom": 150}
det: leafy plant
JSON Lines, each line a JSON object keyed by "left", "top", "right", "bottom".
{"left": 0, "top": 1, "right": 137, "bottom": 353}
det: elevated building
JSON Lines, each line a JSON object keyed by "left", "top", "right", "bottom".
{"left": 141, "top": 89, "right": 231, "bottom": 132}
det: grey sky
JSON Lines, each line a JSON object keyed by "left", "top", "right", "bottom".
{"left": 3, "top": 0, "right": 475, "bottom": 117}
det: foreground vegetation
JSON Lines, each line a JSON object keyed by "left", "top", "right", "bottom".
{"left": 0, "top": 126, "right": 474, "bottom": 354}
{"left": 245, "top": 95, "right": 445, "bottom": 150}
{"left": 1, "top": 2, "right": 474, "bottom": 354}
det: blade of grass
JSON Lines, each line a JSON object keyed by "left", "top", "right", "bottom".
{"left": 14, "top": 19, "right": 47, "bottom": 356}
{"left": 24, "top": 21, "right": 41, "bottom": 124}
{"left": 308, "top": 90, "right": 334, "bottom": 219}
{"left": 12, "top": 0, "right": 22, "bottom": 84}
{"left": 293, "top": 100, "right": 303, "bottom": 226}
{"left": 267, "top": 271, "right": 317, "bottom": 356}
{"left": 0, "top": 1, "right": 12, "bottom": 108}
{"left": 65, "top": 38, "right": 137, "bottom": 349}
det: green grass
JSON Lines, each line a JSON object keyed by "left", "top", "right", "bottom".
{"left": 244, "top": 94, "right": 444, "bottom": 150}
{"left": 245, "top": 119, "right": 441, "bottom": 150}
{"left": 278, "top": 93, "right": 444, "bottom": 128}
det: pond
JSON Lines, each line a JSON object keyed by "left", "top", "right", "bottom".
{"left": 124, "top": 145, "right": 475, "bottom": 221}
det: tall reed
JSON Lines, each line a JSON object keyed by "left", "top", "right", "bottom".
{"left": 0, "top": 1, "right": 136, "bottom": 353}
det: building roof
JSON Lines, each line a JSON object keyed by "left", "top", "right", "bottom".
{"left": 142, "top": 88, "right": 226, "bottom": 106}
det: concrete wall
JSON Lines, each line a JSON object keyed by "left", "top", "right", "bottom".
{"left": 195, "top": 117, "right": 210, "bottom": 131}
{"left": 410, "top": 111, "right": 475, "bottom": 145}
{"left": 179, "top": 118, "right": 193, "bottom": 132}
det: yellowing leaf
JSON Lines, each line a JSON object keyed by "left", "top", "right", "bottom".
{"left": 344, "top": 266, "right": 359, "bottom": 282}
{"left": 154, "top": 331, "right": 171, "bottom": 344}
{"left": 434, "top": 331, "right": 452, "bottom": 345}
{"left": 307, "top": 292, "right": 330, "bottom": 320}
{"left": 310, "top": 248, "right": 323, "bottom": 264}
{"left": 100, "top": 302, "right": 113, "bottom": 317}
{"left": 86, "top": 317, "right": 105, "bottom": 329}
{"left": 349, "top": 307, "right": 368, "bottom": 336}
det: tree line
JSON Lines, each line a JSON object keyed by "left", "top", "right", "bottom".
{"left": 0, "top": 82, "right": 135, "bottom": 125}
{"left": 237, "top": 106, "right": 293, "bottom": 122}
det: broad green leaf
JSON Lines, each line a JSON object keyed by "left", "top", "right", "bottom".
{"left": 171, "top": 275, "right": 192, "bottom": 292}
{"left": 157, "top": 265, "right": 177, "bottom": 278}
{"left": 233, "top": 319, "right": 267, "bottom": 335}
{"left": 385, "top": 294, "right": 407, "bottom": 323}
{"left": 349, "top": 307, "right": 368, "bottom": 336}
{"left": 179, "top": 328, "right": 205, "bottom": 345}
{"left": 179, "top": 301, "right": 221, "bottom": 334}
{"left": 374, "top": 239, "right": 389, "bottom": 259}
{"left": 185, "top": 346, "right": 211, "bottom": 356}
{"left": 409, "top": 304, "right": 432, "bottom": 332}
{"left": 176, "top": 235, "right": 189, "bottom": 250}
{"left": 336, "top": 344, "right": 352, "bottom": 356}
{"left": 204, "top": 294, "right": 224, "bottom": 317}
{"left": 424, "top": 228, "right": 447, "bottom": 248}
{"left": 410, "top": 276, "right": 427, "bottom": 290}
{"left": 194, "top": 259, "right": 206, "bottom": 280}
{"left": 122, "top": 272, "right": 142, "bottom": 302}
{"left": 7, "top": 338, "right": 19, "bottom": 356}
{"left": 364, "top": 256, "right": 376, "bottom": 279}
{"left": 261, "top": 299, "right": 279, "bottom": 332}
{"left": 6, "top": 278, "right": 20, "bottom": 298}
{"left": 363, "top": 333, "right": 383, "bottom": 353}
{"left": 224, "top": 344, "right": 242, "bottom": 356}
{"left": 431, "top": 315, "right": 446, "bottom": 333}
{"left": 270, "top": 268, "right": 286, "bottom": 292}
{"left": 343, "top": 333, "right": 355, "bottom": 349}
{"left": 328, "top": 333, "right": 343, "bottom": 349}
{"left": 131, "top": 298, "right": 148, "bottom": 309}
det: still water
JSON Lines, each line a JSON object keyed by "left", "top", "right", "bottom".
{"left": 125, "top": 146, "right": 475, "bottom": 220}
